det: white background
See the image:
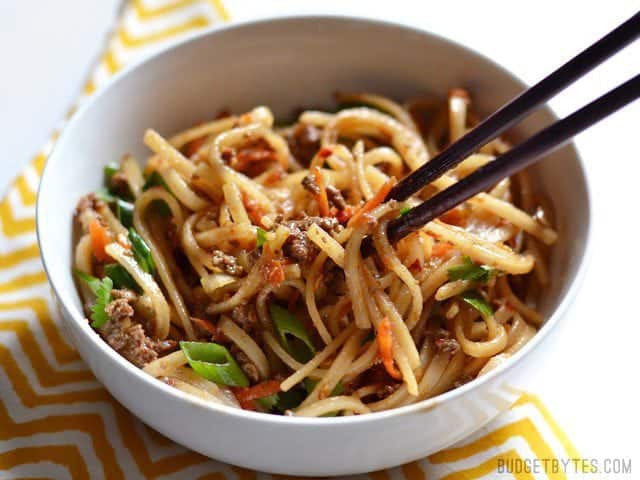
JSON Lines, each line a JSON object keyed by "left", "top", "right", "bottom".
{"left": 1, "top": 0, "right": 639, "bottom": 470}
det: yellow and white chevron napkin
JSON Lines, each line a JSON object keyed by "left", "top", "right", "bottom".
{"left": 0, "top": 1, "right": 587, "bottom": 478}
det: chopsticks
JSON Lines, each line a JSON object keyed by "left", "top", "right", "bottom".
{"left": 381, "top": 11, "right": 640, "bottom": 245}
{"left": 387, "top": 73, "right": 640, "bottom": 243}
{"left": 387, "top": 11, "right": 640, "bottom": 203}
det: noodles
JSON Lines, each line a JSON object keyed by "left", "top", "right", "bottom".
{"left": 294, "top": 396, "right": 371, "bottom": 417}
{"left": 73, "top": 91, "right": 555, "bottom": 416}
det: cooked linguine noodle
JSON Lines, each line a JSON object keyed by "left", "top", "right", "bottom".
{"left": 73, "top": 90, "right": 555, "bottom": 416}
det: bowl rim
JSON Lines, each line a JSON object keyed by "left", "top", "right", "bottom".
{"left": 36, "top": 13, "right": 592, "bottom": 426}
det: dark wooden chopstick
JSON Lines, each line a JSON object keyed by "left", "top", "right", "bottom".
{"left": 386, "top": 73, "right": 640, "bottom": 243}
{"left": 387, "top": 10, "right": 640, "bottom": 202}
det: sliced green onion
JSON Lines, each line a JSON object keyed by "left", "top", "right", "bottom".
{"left": 104, "top": 263, "right": 140, "bottom": 292}
{"left": 269, "top": 304, "right": 316, "bottom": 362}
{"left": 448, "top": 257, "right": 493, "bottom": 283}
{"left": 180, "top": 341, "right": 249, "bottom": 387}
{"left": 104, "top": 163, "right": 119, "bottom": 186}
{"left": 116, "top": 199, "right": 134, "bottom": 228}
{"left": 142, "top": 172, "right": 172, "bottom": 216}
{"left": 256, "top": 228, "right": 267, "bottom": 248}
{"left": 256, "top": 394, "right": 279, "bottom": 411}
{"left": 151, "top": 199, "right": 172, "bottom": 217}
{"left": 143, "top": 171, "right": 170, "bottom": 191}
{"left": 271, "top": 387, "right": 307, "bottom": 412}
{"left": 460, "top": 290, "right": 493, "bottom": 317}
{"left": 399, "top": 206, "right": 411, "bottom": 217}
{"left": 128, "top": 228, "right": 156, "bottom": 276}
{"left": 95, "top": 188, "right": 118, "bottom": 204}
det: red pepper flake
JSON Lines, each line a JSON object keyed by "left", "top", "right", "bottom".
{"left": 221, "top": 148, "right": 233, "bottom": 162}
{"left": 336, "top": 205, "right": 356, "bottom": 224}
{"left": 318, "top": 147, "right": 333, "bottom": 158}
{"left": 408, "top": 259, "right": 421, "bottom": 272}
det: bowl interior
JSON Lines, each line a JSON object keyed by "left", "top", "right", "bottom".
{"left": 38, "top": 15, "right": 589, "bottom": 409}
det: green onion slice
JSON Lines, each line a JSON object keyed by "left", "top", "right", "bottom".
{"left": 180, "top": 341, "right": 249, "bottom": 387}
{"left": 104, "top": 163, "right": 119, "bottom": 186}
{"left": 115, "top": 199, "right": 134, "bottom": 228}
{"left": 448, "top": 257, "right": 493, "bottom": 283}
{"left": 128, "top": 228, "right": 156, "bottom": 276}
{"left": 460, "top": 290, "right": 493, "bottom": 317}
{"left": 256, "top": 228, "right": 267, "bottom": 248}
{"left": 143, "top": 171, "right": 170, "bottom": 191}
{"left": 269, "top": 304, "right": 316, "bottom": 362}
{"left": 104, "top": 263, "right": 140, "bottom": 292}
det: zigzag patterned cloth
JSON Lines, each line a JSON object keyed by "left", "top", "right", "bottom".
{"left": 0, "top": 1, "right": 586, "bottom": 478}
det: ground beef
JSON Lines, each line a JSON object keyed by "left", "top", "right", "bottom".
{"left": 109, "top": 171, "right": 130, "bottom": 198}
{"left": 74, "top": 193, "right": 99, "bottom": 216}
{"left": 348, "top": 364, "right": 401, "bottom": 400}
{"left": 286, "top": 123, "right": 322, "bottom": 166}
{"left": 432, "top": 328, "right": 460, "bottom": 354}
{"left": 101, "top": 315, "right": 174, "bottom": 368}
{"left": 282, "top": 229, "right": 310, "bottom": 263}
{"left": 231, "top": 304, "right": 257, "bottom": 335}
{"left": 211, "top": 250, "right": 244, "bottom": 276}
{"left": 104, "top": 298, "right": 134, "bottom": 323}
{"left": 230, "top": 345, "right": 260, "bottom": 383}
{"left": 281, "top": 216, "right": 341, "bottom": 263}
{"left": 325, "top": 184, "right": 347, "bottom": 210}
{"left": 100, "top": 288, "right": 176, "bottom": 367}
{"left": 301, "top": 173, "right": 321, "bottom": 195}
{"left": 231, "top": 138, "right": 277, "bottom": 177}
{"left": 105, "top": 289, "right": 137, "bottom": 323}
{"left": 285, "top": 215, "right": 341, "bottom": 233}
{"left": 74, "top": 193, "right": 104, "bottom": 230}
{"left": 376, "top": 383, "right": 399, "bottom": 400}
{"left": 322, "top": 262, "right": 346, "bottom": 297}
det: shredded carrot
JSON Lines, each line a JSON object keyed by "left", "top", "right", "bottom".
{"left": 242, "top": 192, "right": 265, "bottom": 227}
{"left": 440, "top": 207, "right": 466, "bottom": 226}
{"left": 88, "top": 219, "right": 112, "bottom": 262}
{"left": 336, "top": 205, "right": 356, "bottom": 224}
{"left": 233, "top": 380, "right": 281, "bottom": 410}
{"left": 263, "top": 258, "right": 285, "bottom": 285}
{"left": 431, "top": 242, "right": 454, "bottom": 258}
{"left": 347, "top": 178, "right": 397, "bottom": 228}
{"left": 184, "top": 136, "right": 207, "bottom": 157}
{"left": 318, "top": 147, "right": 333, "bottom": 158}
{"left": 376, "top": 317, "right": 402, "bottom": 380}
{"left": 190, "top": 317, "right": 222, "bottom": 340}
{"left": 312, "top": 166, "right": 331, "bottom": 217}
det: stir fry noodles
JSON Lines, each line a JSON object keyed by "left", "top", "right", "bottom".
{"left": 73, "top": 90, "right": 555, "bottom": 416}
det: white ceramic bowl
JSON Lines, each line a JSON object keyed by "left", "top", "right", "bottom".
{"left": 37, "top": 16, "right": 591, "bottom": 476}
